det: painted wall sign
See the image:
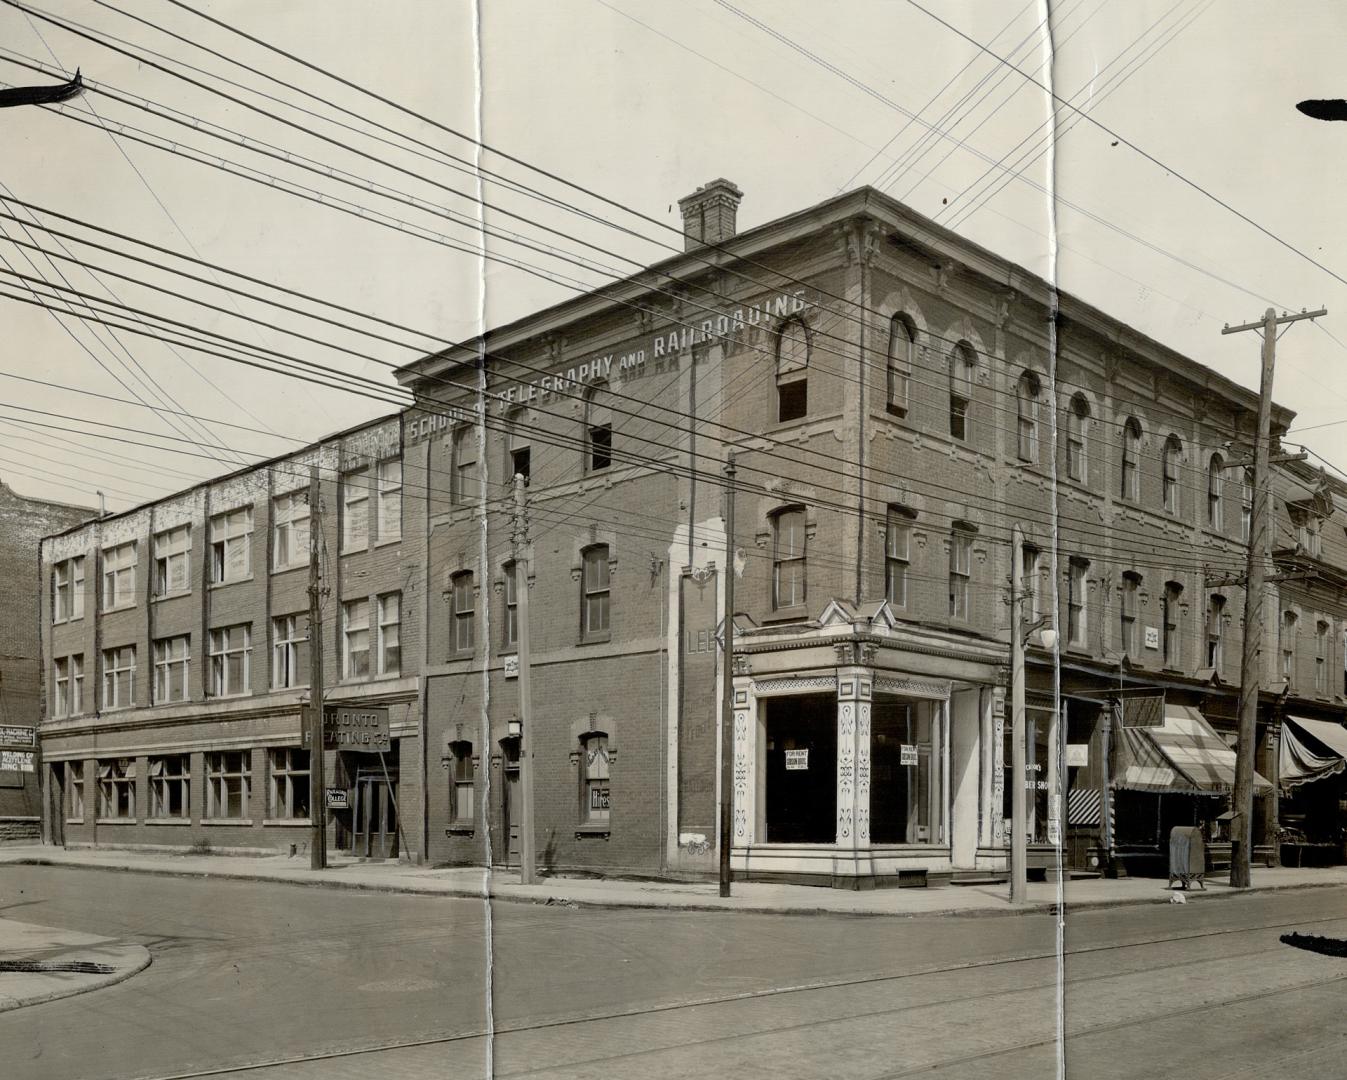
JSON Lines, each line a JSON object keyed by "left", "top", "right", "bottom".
{"left": 1145, "top": 626, "right": 1160, "bottom": 650}
{"left": 302, "top": 706, "right": 392, "bottom": 753}
{"left": 0, "top": 751, "right": 34, "bottom": 772}
{"left": 0, "top": 725, "right": 35, "bottom": 748}
{"left": 784, "top": 748, "right": 810, "bottom": 771}
{"left": 325, "top": 788, "right": 350, "bottom": 810}
{"left": 503, "top": 655, "right": 519, "bottom": 679}
{"left": 900, "top": 744, "right": 919, "bottom": 766}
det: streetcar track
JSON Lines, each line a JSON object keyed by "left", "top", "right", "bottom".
{"left": 128, "top": 912, "right": 1347, "bottom": 1080}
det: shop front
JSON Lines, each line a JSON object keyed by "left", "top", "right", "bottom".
{"left": 1278, "top": 714, "right": 1347, "bottom": 866}
{"left": 728, "top": 601, "right": 1005, "bottom": 889}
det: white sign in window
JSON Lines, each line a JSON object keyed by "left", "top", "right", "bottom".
{"left": 1144, "top": 626, "right": 1160, "bottom": 650}
{"left": 784, "top": 748, "right": 809, "bottom": 770}
{"left": 900, "top": 744, "right": 919, "bottom": 766}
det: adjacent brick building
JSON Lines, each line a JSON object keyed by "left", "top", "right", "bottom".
{"left": 38, "top": 415, "right": 426, "bottom": 859}
{"left": 0, "top": 478, "right": 94, "bottom": 840}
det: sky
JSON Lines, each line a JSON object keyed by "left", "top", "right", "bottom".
{"left": 2, "top": 0, "right": 1346, "bottom": 512}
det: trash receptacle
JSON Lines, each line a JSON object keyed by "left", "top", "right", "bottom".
{"left": 1168, "top": 825, "right": 1205, "bottom": 890}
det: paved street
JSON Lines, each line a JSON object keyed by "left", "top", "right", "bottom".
{"left": 3, "top": 866, "right": 1347, "bottom": 1078}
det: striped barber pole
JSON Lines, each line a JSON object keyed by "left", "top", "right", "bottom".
{"left": 1067, "top": 787, "right": 1102, "bottom": 826}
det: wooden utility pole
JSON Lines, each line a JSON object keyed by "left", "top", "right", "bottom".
{"left": 1010, "top": 523, "right": 1027, "bottom": 904}
{"left": 719, "top": 452, "right": 737, "bottom": 898}
{"left": 1222, "top": 307, "right": 1325, "bottom": 887}
{"left": 307, "top": 465, "right": 327, "bottom": 870}
{"left": 513, "top": 474, "right": 537, "bottom": 885}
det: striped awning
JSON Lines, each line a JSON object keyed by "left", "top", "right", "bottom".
{"left": 1281, "top": 715, "right": 1347, "bottom": 789}
{"left": 1114, "top": 705, "right": 1271, "bottom": 795}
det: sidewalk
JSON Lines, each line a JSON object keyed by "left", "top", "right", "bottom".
{"left": 5, "top": 844, "right": 1347, "bottom": 917}
{"left": 0, "top": 914, "right": 150, "bottom": 1012}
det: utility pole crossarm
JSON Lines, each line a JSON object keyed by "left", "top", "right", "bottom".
{"left": 1222, "top": 308, "right": 1326, "bottom": 335}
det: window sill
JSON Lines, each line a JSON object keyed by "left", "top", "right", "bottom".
{"left": 263, "top": 818, "right": 312, "bottom": 826}
{"left": 202, "top": 818, "right": 253, "bottom": 826}
{"left": 209, "top": 576, "right": 254, "bottom": 590}
{"left": 884, "top": 404, "right": 908, "bottom": 420}
{"left": 102, "top": 602, "right": 136, "bottom": 615}
{"left": 374, "top": 535, "right": 402, "bottom": 549}
{"left": 445, "top": 825, "right": 475, "bottom": 836}
{"left": 208, "top": 692, "right": 254, "bottom": 701}
{"left": 96, "top": 818, "right": 135, "bottom": 825}
{"left": 575, "top": 824, "right": 610, "bottom": 838}
{"left": 271, "top": 682, "right": 309, "bottom": 693}
{"left": 52, "top": 615, "right": 85, "bottom": 626}
{"left": 65, "top": 818, "right": 84, "bottom": 826}
{"left": 578, "top": 633, "right": 612, "bottom": 646}
{"left": 340, "top": 545, "right": 369, "bottom": 557}
{"left": 446, "top": 652, "right": 474, "bottom": 664}
{"left": 271, "top": 562, "right": 306, "bottom": 576}
{"left": 145, "top": 817, "right": 191, "bottom": 826}
{"left": 763, "top": 605, "right": 808, "bottom": 624}
{"left": 100, "top": 705, "right": 135, "bottom": 714}
{"left": 153, "top": 589, "right": 192, "bottom": 603}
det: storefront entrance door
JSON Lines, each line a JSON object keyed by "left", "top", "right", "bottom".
{"left": 351, "top": 770, "right": 399, "bottom": 860}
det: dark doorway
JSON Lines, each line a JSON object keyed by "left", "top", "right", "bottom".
{"left": 764, "top": 693, "right": 836, "bottom": 843}
{"left": 351, "top": 767, "right": 399, "bottom": 860}
{"left": 870, "top": 701, "right": 933, "bottom": 844}
{"left": 502, "top": 739, "right": 521, "bottom": 866}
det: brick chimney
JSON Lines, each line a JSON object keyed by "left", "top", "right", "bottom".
{"left": 677, "top": 179, "right": 744, "bottom": 251}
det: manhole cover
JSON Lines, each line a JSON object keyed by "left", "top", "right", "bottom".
{"left": 0, "top": 960, "right": 116, "bottom": 974}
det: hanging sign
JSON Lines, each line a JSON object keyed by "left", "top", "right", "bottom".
{"left": 900, "top": 744, "right": 919, "bottom": 766}
{"left": 1066, "top": 744, "right": 1090, "bottom": 767}
{"left": 325, "top": 788, "right": 350, "bottom": 810}
{"left": 784, "top": 749, "right": 809, "bottom": 770}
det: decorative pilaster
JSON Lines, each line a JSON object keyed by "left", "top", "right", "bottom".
{"left": 991, "top": 683, "right": 1007, "bottom": 848}
{"left": 732, "top": 679, "right": 755, "bottom": 844}
{"left": 836, "top": 668, "right": 873, "bottom": 850}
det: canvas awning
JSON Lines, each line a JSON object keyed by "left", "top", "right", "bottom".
{"left": 1280, "top": 715, "right": 1347, "bottom": 788}
{"left": 1114, "top": 705, "right": 1271, "bottom": 795}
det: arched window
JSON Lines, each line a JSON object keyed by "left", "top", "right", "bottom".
{"left": 1121, "top": 418, "right": 1142, "bottom": 501}
{"left": 886, "top": 314, "right": 916, "bottom": 417}
{"left": 581, "top": 544, "right": 611, "bottom": 639}
{"left": 1120, "top": 570, "right": 1141, "bottom": 657}
{"left": 1240, "top": 468, "right": 1254, "bottom": 542}
{"left": 452, "top": 425, "right": 479, "bottom": 506}
{"left": 584, "top": 382, "right": 612, "bottom": 472}
{"left": 1162, "top": 434, "right": 1183, "bottom": 514}
{"left": 1207, "top": 453, "right": 1224, "bottom": 530}
{"left": 1016, "top": 370, "right": 1040, "bottom": 462}
{"left": 505, "top": 408, "right": 530, "bottom": 486}
{"left": 949, "top": 342, "right": 975, "bottom": 441}
{"left": 1282, "top": 610, "right": 1299, "bottom": 686}
{"left": 451, "top": 570, "right": 474, "bottom": 655}
{"left": 1066, "top": 394, "right": 1090, "bottom": 482}
{"left": 771, "top": 506, "right": 807, "bottom": 611}
{"left": 776, "top": 317, "right": 810, "bottom": 422}
{"left": 580, "top": 731, "right": 610, "bottom": 825}
{"left": 1162, "top": 580, "right": 1183, "bottom": 668}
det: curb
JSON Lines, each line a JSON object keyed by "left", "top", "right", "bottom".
{"left": 0, "top": 944, "right": 152, "bottom": 1013}
{"left": 4, "top": 856, "right": 1346, "bottom": 919}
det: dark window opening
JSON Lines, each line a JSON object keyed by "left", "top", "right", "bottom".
{"left": 778, "top": 380, "right": 807, "bottom": 423}
{"left": 589, "top": 425, "right": 612, "bottom": 471}
{"left": 763, "top": 694, "right": 836, "bottom": 843}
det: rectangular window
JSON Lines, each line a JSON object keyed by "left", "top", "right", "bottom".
{"left": 1022, "top": 545, "right": 1040, "bottom": 622}
{"left": 342, "top": 468, "right": 370, "bottom": 552}
{"left": 588, "top": 423, "right": 613, "bottom": 471}
{"left": 97, "top": 758, "right": 136, "bottom": 820}
{"left": 54, "top": 655, "right": 81, "bottom": 718}
{"left": 885, "top": 510, "right": 910, "bottom": 608}
{"left": 1120, "top": 573, "right": 1139, "bottom": 658}
{"left": 509, "top": 431, "right": 531, "bottom": 487}
{"left": 272, "top": 491, "right": 310, "bottom": 572}
{"left": 581, "top": 733, "right": 610, "bottom": 825}
{"left": 343, "top": 598, "right": 371, "bottom": 677}
{"left": 1317, "top": 621, "right": 1330, "bottom": 694}
{"left": 210, "top": 507, "right": 253, "bottom": 584}
{"left": 949, "top": 532, "right": 972, "bottom": 620}
{"left": 268, "top": 747, "right": 310, "bottom": 820}
{"left": 102, "top": 645, "right": 135, "bottom": 710}
{"left": 54, "top": 556, "right": 85, "bottom": 621}
{"left": 1241, "top": 472, "right": 1253, "bottom": 543}
{"left": 451, "top": 575, "right": 474, "bottom": 655}
{"left": 271, "top": 614, "right": 310, "bottom": 690}
{"left": 377, "top": 458, "right": 402, "bottom": 543}
{"left": 582, "top": 547, "right": 611, "bottom": 638}
{"left": 102, "top": 542, "right": 137, "bottom": 610}
{"left": 1163, "top": 584, "right": 1182, "bottom": 669}
{"left": 772, "top": 510, "right": 806, "bottom": 611}
{"left": 206, "top": 751, "right": 251, "bottom": 819}
{"left": 153, "top": 525, "right": 191, "bottom": 596}
{"left": 377, "top": 592, "right": 401, "bottom": 676}
{"left": 449, "top": 742, "right": 474, "bottom": 823}
{"left": 1206, "top": 596, "right": 1226, "bottom": 670}
{"left": 453, "top": 428, "right": 479, "bottom": 505}
{"left": 153, "top": 635, "right": 190, "bottom": 704}
{"left": 1067, "top": 559, "right": 1087, "bottom": 647}
{"left": 66, "top": 760, "right": 84, "bottom": 821}
{"left": 209, "top": 625, "right": 252, "bottom": 697}
{"left": 502, "top": 562, "right": 519, "bottom": 648}
{"left": 148, "top": 754, "right": 190, "bottom": 820}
